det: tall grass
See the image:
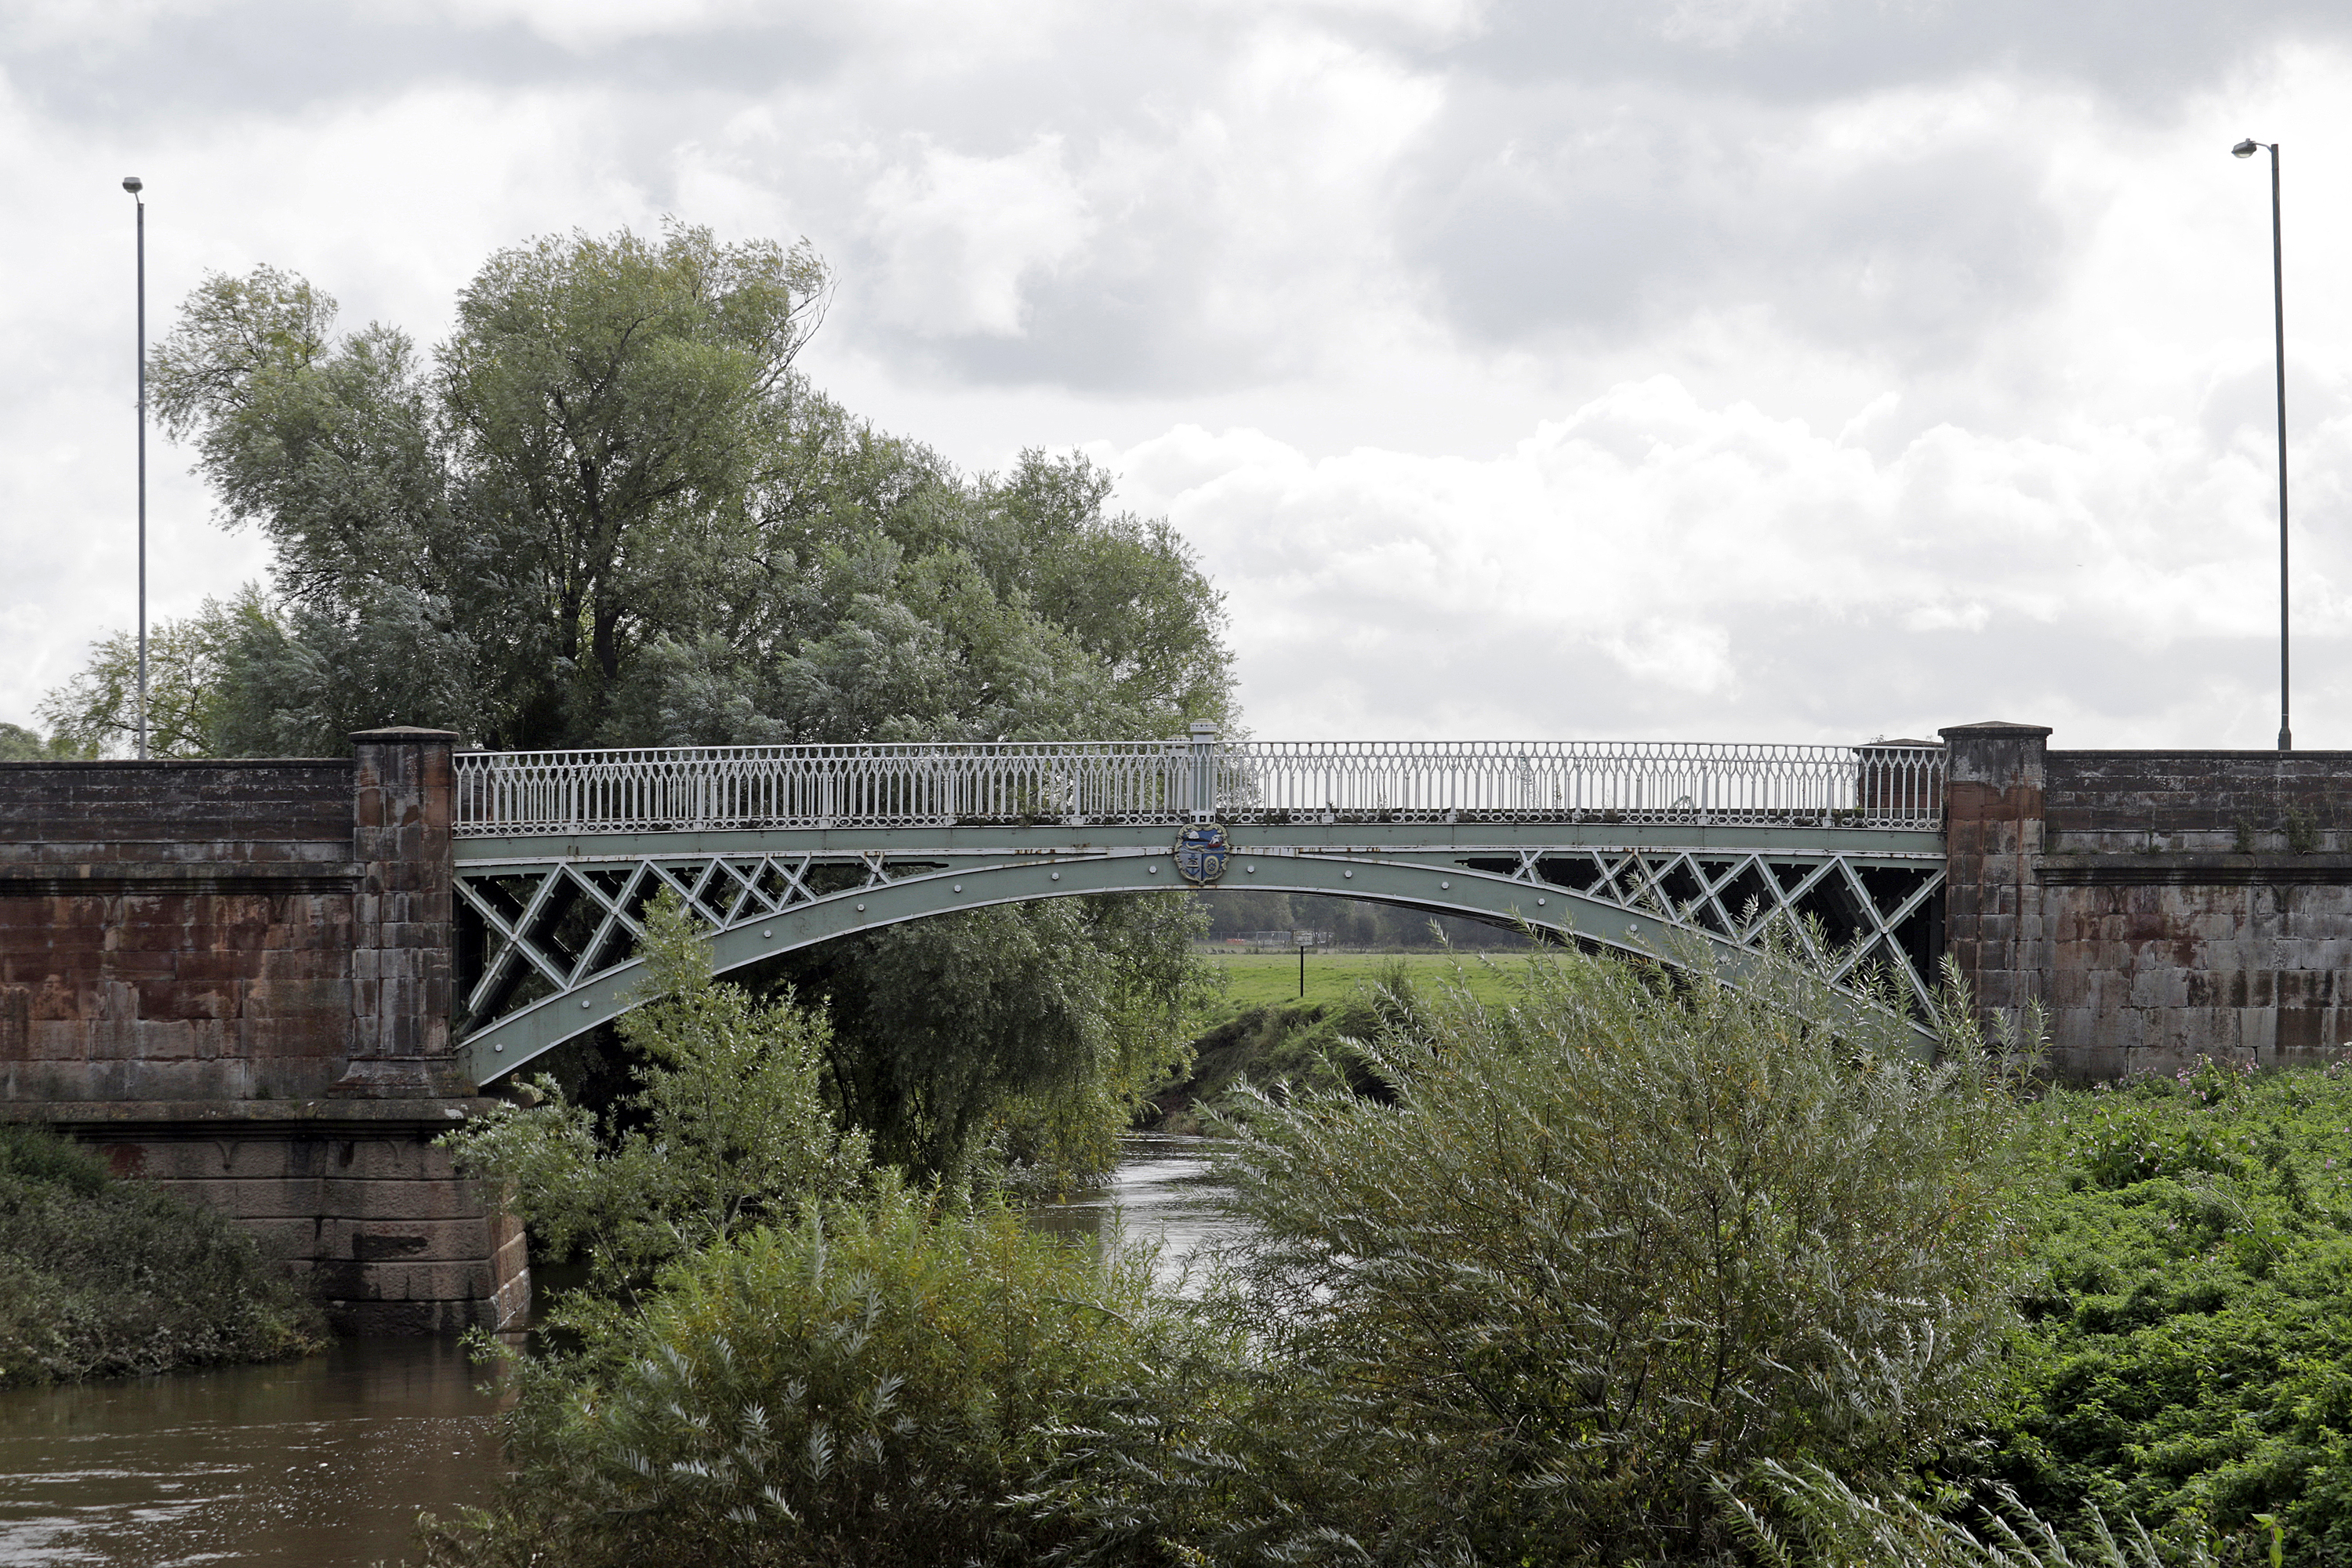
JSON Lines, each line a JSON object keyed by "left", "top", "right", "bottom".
{"left": 419, "top": 1182, "right": 1171, "bottom": 1568}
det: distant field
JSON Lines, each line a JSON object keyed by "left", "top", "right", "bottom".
{"left": 1197, "top": 949, "right": 1530, "bottom": 1014}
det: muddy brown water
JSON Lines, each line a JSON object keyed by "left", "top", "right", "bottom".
{"left": 0, "top": 1135, "right": 1225, "bottom": 1566}
{"left": 0, "top": 1337, "right": 499, "bottom": 1566}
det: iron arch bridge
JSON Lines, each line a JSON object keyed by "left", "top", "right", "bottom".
{"left": 452, "top": 728, "right": 1948, "bottom": 1086}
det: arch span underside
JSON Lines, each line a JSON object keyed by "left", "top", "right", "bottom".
{"left": 453, "top": 824, "right": 1946, "bottom": 1086}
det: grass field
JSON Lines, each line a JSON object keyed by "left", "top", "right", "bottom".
{"left": 1196, "top": 949, "right": 1530, "bottom": 1014}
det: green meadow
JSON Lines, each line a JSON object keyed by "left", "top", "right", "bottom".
{"left": 1196, "top": 948, "right": 1528, "bottom": 1015}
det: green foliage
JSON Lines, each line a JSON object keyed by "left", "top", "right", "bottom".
{"left": 0, "top": 723, "right": 93, "bottom": 760}
{"left": 119, "top": 224, "right": 1227, "bottom": 755}
{"left": 1152, "top": 956, "right": 1443, "bottom": 1132}
{"left": 418, "top": 1185, "right": 1167, "bottom": 1568}
{"left": 0, "top": 1124, "right": 324, "bottom": 1385}
{"left": 440, "top": 892, "right": 870, "bottom": 1300}
{"left": 34, "top": 587, "right": 285, "bottom": 758}
{"left": 1719, "top": 1460, "right": 2213, "bottom": 1568}
{"left": 71, "top": 222, "right": 1230, "bottom": 1189}
{"left": 778, "top": 891, "right": 1212, "bottom": 1185}
{"left": 1053, "top": 942, "right": 2024, "bottom": 1566}
{"left": 1987, "top": 1061, "right": 2352, "bottom": 1563}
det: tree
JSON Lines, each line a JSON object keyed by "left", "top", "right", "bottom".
{"left": 437, "top": 227, "right": 829, "bottom": 742}
{"left": 0, "top": 724, "right": 93, "bottom": 761}
{"left": 132, "top": 227, "right": 1225, "bottom": 754}
{"left": 35, "top": 585, "right": 481, "bottom": 759}
{"left": 141, "top": 229, "right": 826, "bottom": 748}
{"left": 71, "top": 223, "right": 1232, "bottom": 1184}
{"left": 37, "top": 589, "right": 274, "bottom": 758}
{"left": 775, "top": 890, "right": 1213, "bottom": 1182}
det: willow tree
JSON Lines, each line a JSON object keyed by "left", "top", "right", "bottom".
{"left": 145, "top": 227, "right": 826, "bottom": 748}
{"left": 86, "top": 223, "right": 1232, "bottom": 1178}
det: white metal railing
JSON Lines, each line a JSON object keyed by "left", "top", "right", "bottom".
{"left": 453, "top": 736, "right": 1944, "bottom": 837}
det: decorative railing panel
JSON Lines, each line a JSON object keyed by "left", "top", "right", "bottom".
{"left": 1212, "top": 741, "right": 1942, "bottom": 828}
{"left": 455, "top": 737, "right": 1944, "bottom": 836}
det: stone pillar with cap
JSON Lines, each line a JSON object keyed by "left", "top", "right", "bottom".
{"left": 332, "top": 726, "right": 470, "bottom": 1098}
{"left": 1938, "top": 720, "right": 2053, "bottom": 1036}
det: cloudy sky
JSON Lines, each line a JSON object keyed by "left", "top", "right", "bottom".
{"left": 6, "top": 0, "right": 2351, "bottom": 748}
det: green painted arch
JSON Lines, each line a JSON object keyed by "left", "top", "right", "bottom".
{"left": 459, "top": 848, "right": 1753, "bottom": 1086}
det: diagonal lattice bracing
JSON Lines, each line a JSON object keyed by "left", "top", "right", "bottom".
{"left": 1449, "top": 844, "right": 1941, "bottom": 1011}
{"left": 453, "top": 829, "right": 1946, "bottom": 1080}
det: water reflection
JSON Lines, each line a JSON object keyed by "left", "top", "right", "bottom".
{"left": 0, "top": 1337, "right": 499, "bottom": 1567}
{"left": 0, "top": 1138, "right": 1229, "bottom": 1567}
{"left": 1028, "top": 1132, "right": 1232, "bottom": 1283}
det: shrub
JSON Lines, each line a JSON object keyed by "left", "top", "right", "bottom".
{"left": 1150, "top": 960, "right": 1437, "bottom": 1132}
{"left": 1987, "top": 1063, "right": 2352, "bottom": 1562}
{"left": 0, "top": 1123, "right": 324, "bottom": 1385}
{"left": 418, "top": 1184, "right": 1168, "bottom": 1568}
{"left": 1719, "top": 1460, "right": 2218, "bottom": 1568}
{"left": 1059, "top": 939, "right": 2025, "bottom": 1565}
{"left": 441, "top": 891, "right": 872, "bottom": 1301}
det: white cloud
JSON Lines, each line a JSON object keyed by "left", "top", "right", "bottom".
{"left": 1112, "top": 374, "right": 2352, "bottom": 745}
{"left": 858, "top": 136, "right": 1094, "bottom": 336}
{"left": 5, "top": 1, "right": 2352, "bottom": 758}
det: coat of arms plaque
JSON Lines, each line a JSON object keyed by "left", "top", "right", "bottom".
{"left": 1174, "top": 822, "right": 1231, "bottom": 886}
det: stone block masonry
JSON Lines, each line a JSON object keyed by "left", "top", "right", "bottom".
{"left": 0, "top": 731, "right": 524, "bottom": 1334}
{"left": 0, "top": 1098, "right": 528, "bottom": 1334}
{"left": 1943, "top": 723, "right": 2352, "bottom": 1081}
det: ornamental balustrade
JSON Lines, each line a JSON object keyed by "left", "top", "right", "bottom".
{"left": 454, "top": 731, "right": 1945, "bottom": 836}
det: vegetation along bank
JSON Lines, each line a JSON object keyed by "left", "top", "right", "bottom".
{"left": 0, "top": 1123, "right": 324, "bottom": 1388}
{"left": 397, "top": 898, "right": 2294, "bottom": 1565}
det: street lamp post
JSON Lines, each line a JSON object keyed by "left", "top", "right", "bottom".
{"left": 122, "top": 175, "right": 148, "bottom": 761}
{"left": 2233, "top": 138, "right": 2290, "bottom": 752}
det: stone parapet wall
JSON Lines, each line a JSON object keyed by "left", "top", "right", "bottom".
{"left": 1, "top": 760, "right": 361, "bottom": 1103}
{"left": 1944, "top": 725, "right": 2352, "bottom": 1080}
{"left": 2047, "top": 750, "right": 2352, "bottom": 856}
{"left": 0, "top": 758, "right": 355, "bottom": 866}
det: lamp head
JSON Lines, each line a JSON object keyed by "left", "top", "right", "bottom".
{"left": 2233, "top": 140, "right": 2261, "bottom": 159}
{"left": 121, "top": 175, "right": 143, "bottom": 194}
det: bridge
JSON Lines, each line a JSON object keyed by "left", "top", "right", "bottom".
{"left": 9, "top": 720, "right": 2352, "bottom": 1331}
{"left": 449, "top": 726, "right": 1949, "bottom": 1084}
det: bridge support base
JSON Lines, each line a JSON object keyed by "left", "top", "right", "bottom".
{"left": 2, "top": 1099, "right": 529, "bottom": 1336}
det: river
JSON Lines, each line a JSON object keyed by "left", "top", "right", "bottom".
{"left": 0, "top": 1134, "right": 1223, "bottom": 1567}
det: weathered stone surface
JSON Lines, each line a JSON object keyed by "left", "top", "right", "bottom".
{"left": 0, "top": 1099, "right": 528, "bottom": 1335}
{"left": 1, "top": 743, "right": 516, "bottom": 1334}
{"left": 1944, "top": 730, "right": 2352, "bottom": 1080}
{"left": 334, "top": 731, "right": 465, "bottom": 1098}
{"left": 0, "top": 761, "right": 361, "bottom": 1102}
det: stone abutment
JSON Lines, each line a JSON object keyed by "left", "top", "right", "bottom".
{"left": 0, "top": 729, "right": 524, "bottom": 1334}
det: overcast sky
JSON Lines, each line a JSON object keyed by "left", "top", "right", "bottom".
{"left": 7, "top": 0, "right": 2351, "bottom": 748}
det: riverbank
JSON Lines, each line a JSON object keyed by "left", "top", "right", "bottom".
{"left": 0, "top": 1124, "right": 324, "bottom": 1388}
{"left": 0, "top": 1144, "right": 1203, "bottom": 1568}
{"left": 1151, "top": 952, "right": 1523, "bottom": 1131}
